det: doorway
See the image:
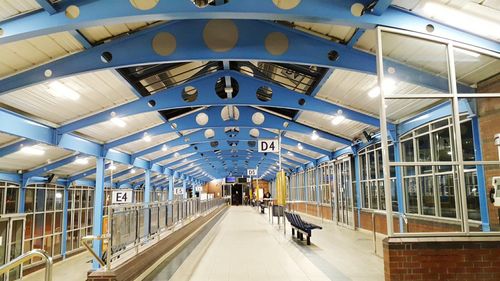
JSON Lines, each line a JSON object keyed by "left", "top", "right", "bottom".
{"left": 0, "top": 215, "right": 25, "bottom": 281}
{"left": 335, "top": 157, "right": 355, "bottom": 229}
{"left": 231, "top": 184, "right": 243, "bottom": 206}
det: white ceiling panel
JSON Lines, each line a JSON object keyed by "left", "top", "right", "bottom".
{"left": 316, "top": 69, "right": 446, "bottom": 122}
{"left": 0, "top": 0, "right": 40, "bottom": 21}
{"left": 77, "top": 111, "right": 164, "bottom": 143}
{"left": 296, "top": 111, "right": 377, "bottom": 140}
{"left": 292, "top": 22, "right": 356, "bottom": 43}
{"left": 0, "top": 31, "right": 83, "bottom": 78}
{"left": 0, "top": 70, "right": 138, "bottom": 126}
{"left": 145, "top": 144, "right": 190, "bottom": 161}
{"left": 284, "top": 131, "right": 339, "bottom": 151}
{"left": 0, "top": 144, "right": 72, "bottom": 172}
{"left": 116, "top": 132, "right": 179, "bottom": 154}
{"left": 158, "top": 152, "right": 196, "bottom": 166}
{"left": 281, "top": 143, "right": 323, "bottom": 160}
{"left": 0, "top": 133, "right": 19, "bottom": 147}
{"left": 50, "top": 157, "right": 97, "bottom": 177}
{"left": 79, "top": 22, "right": 158, "bottom": 44}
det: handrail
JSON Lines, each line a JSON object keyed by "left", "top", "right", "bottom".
{"left": 81, "top": 235, "right": 109, "bottom": 268}
{"left": 0, "top": 249, "right": 52, "bottom": 281}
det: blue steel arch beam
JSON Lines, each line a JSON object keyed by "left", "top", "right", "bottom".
{"left": 165, "top": 153, "right": 297, "bottom": 172}
{"left": 0, "top": 19, "right": 464, "bottom": 96}
{"left": 22, "top": 154, "right": 80, "bottom": 183}
{"left": 133, "top": 127, "right": 331, "bottom": 159}
{"left": 59, "top": 70, "right": 382, "bottom": 133}
{"left": 104, "top": 106, "right": 352, "bottom": 149}
{"left": 174, "top": 155, "right": 296, "bottom": 171}
{"left": 0, "top": 0, "right": 497, "bottom": 52}
{"left": 0, "top": 109, "right": 208, "bottom": 182}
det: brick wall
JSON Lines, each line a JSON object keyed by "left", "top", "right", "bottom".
{"left": 477, "top": 74, "right": 500, "bottom": 229}
{"left": 384, "top": 235, "right": 500, "bottom": 281}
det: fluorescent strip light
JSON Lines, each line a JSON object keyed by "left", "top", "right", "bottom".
{"left": 48, "top": 81, "right": 80, "bottom": 101}
{"left": 20, "top": 146, "right": 45, "bottom": 156}
{"left": 111, "top": 117, "right": 126, "bottom": 127}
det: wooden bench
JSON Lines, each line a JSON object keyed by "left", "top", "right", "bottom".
{"left": 285, "top": 212, "right": 322, "bottom": 245}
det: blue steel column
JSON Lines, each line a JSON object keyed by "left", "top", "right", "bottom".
{"left": 354, "top": 148, "right": 362, "bottom": 228}
{"left": 182, "top": 176, "right": 187, "bottom": 199}
{"left": 393, "top": 142, "right": 405, "bottom": 233}
{"left": 92, "top": 157, "right": 105, "bottom": 269}
{"left": 472, "top": 116, "right": 490, "bottom": 231}
{"left": 61, "top": 184, "right": 69, "bottom": 257}
{"left": 169, "top": 173, "right": 176, "bottom": 201}
{"left": 144, "top": 169, "right": 151, "bottom": 236}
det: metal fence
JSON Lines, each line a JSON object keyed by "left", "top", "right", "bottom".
{"left": 105, "top": 197, "right": 228, "bottom": 268}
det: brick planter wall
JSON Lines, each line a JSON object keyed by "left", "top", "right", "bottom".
{"left": 383, "top": 235, "right": 500, "bottom": 281}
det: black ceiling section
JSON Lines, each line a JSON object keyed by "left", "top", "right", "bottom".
{"left": 117, "top": 61, "right": 222, "bottom": 121}
{"left": 233, "top": 61, "right": 328, "bottom": 119}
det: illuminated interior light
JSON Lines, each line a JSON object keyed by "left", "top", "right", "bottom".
{"left": 331, "top": 110, "right": 345, "bottom": 125}
{"left": 311, "top": 130, "right": 319, "bottom": 141}
{"left": 368, "top": 78, "right": 396, "bottom": 98}
{"left": 109, "top": 165, "right": 117, "bottom": 171}
{"left": 20, "top": 146, "right": 45, "bottom": 156}
{"left": 74, "top": 157, "right": 89, "bottom": 165}
{"left": 130, "top": 169, "right": 136, "bottom": 174}
{"left": 162, "top": 144, "right": 168, "bottom": 152}
{"left": 297, "top": 143, "right": 304, "bottom": 150}
{"left": 143, "top": 133, "right": 152, "bottom": 142}
{"left": 111, "top": 117, "right": 126, "bottom": 127}
{"left": 48, "top": 81, "right": 80, "bottom": 101}
{"left": 421, "top": 1, "right": 500, "bottom": 41}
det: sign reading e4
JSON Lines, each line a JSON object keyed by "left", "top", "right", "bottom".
{"left": 112, "top": 190, "right": 133, "bottom": 204}
{"left": 258, "top": 139, "right": 279, "bottom": 153}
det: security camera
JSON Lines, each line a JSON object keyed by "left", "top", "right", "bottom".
{"left": 192, "top": 0, "right": 214, "bottom": 8}
{"left": 495, "top": 133, "right": 500, "bottom": 146}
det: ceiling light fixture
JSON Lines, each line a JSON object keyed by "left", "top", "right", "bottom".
{"left": 143, "top": 133, "right": 152, "bottom": 142}
{"left": 48, "top": 81, "right": 80, "bottom": 101}
{"left": 109, "top": 165, "right": 117, "bottom": 171}
{"left": 111, "top": 117, "right": 126, "bottom": 127}
{"left": 297, "top": 143, "right": 304, "bottom": 150}
{"left": 331, "top": 110, "right": 345, "bottom": 125}
{"left": 74, "top": 157, "right": 89, "bottom": 165}
{"left": 20, "top": 146, "right": 45, "bottom": 156}
{"left": 130, "top": 169, "right": 136, "bottom": 174}
{"left": 368, "top": 78, "right": 396, "bottom": 98}
{"left": 311, "top": 130, "right": 319, "bottom": 141}
{"left": 161, "top": 144, "right": 168, "bottom": 152}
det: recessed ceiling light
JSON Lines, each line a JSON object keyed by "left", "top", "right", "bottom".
{"left": 20, "top": 146, "right": 45, "bottom": 156}
{"left": 74, "top": 157, "right": 89, "bottom": 165}
{"left": 111, "top": 117, "right": 126, "bottom": 127}
{"left": 48, "top": 81, "right": 80, "bottom": 101}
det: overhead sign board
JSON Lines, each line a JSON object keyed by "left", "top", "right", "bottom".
{"left": 112, "top": 190, "right": 133, "bottom": 204}
{"left": 258, "top": 139, "right": 279, "bottom": 153}
{"left": 174, "top": 188, "right": 184, "bottom": 195}
{"left": 247, "top": 169, "right": 257, "bottom": 176}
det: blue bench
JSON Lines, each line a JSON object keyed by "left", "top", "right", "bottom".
{"left": 285, "top": 212, "right": 322, "bottom": 245}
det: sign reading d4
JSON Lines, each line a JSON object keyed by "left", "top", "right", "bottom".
{"left": 258, "top": 139, "right": 279, "bottom": 153}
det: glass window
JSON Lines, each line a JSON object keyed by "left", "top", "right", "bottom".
{"left": 402, "top": 140, "right": 415, "bottom": 176}
{"left": 25, "top": 189, "right": 34, "bottom": 213}
{"left": 35, "top": 189, "right": 45, "bottom": 212}
{"left": 461, "top": 121, "right": 475, "bottom": 165}
{"left": 46, "top": 190, "right": 55, "bottom": 211}
{"left": 369, "top": 152, "right": 376, "bottom": 179}
{"left": 6, "top": 188, "right": 18, "bottom": 213}
{"left": 370, "top": 182, "right": 378, "bottom": 209}
{"left": 437, "top": 174, "right": 456, "bottom": 218}
{"left": 378, "top": 181, "right": 385, "bottom": 210}
{"left": 405, "top": 178, "right": 418, "bottom": 214}
{"left": 417, "top": 135, "right": 432, "bottom": 174}
{"left": 433, "top": 127, "right": 452, "bottom": 172}
{"left": 420, "top": 176, "right": 435, "bottom": 216}
{"left": 34, "top": 214, "right": 44, "bottom": 237}
{"left": 465, "top": 172, "right": 480, "bottom": 221}
{"left": 55, "top": 191, "right": 63, "bottom": 210}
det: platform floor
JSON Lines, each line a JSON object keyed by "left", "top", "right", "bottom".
{"left": 154, "top": 206, "right": 384, "bottom": 281}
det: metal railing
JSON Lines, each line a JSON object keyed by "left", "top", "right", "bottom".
{"left": 0, "top": 249, "right": 53, "bottom": 281}
{"left": 86, "top": 197, "right": 228, "bottom": 271}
